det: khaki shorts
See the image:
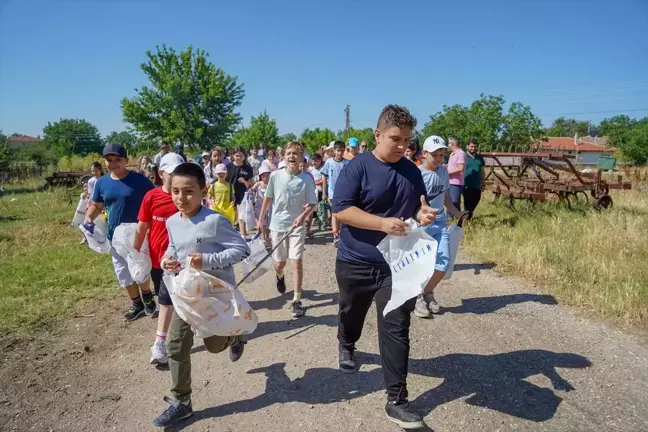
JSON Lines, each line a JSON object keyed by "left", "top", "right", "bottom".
{"left": 271, "top": 226, "right": 305, "bottom": 262}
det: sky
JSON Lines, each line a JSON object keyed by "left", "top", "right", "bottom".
{"left": 1, "top": 0, "right": 648, "bottom": 138}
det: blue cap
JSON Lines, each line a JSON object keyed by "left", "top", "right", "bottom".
{"left": 102, "top": 143, "right": 127, "bottom": 158}
{"left": 348, "top": 137, "right": 359, "bottom": 148}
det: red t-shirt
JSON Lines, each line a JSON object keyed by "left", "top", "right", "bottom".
{"left": 137, "top": 187, "right": 178, "bottom": 269}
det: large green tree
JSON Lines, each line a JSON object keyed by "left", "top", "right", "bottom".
{"left": 42, "top": 118, "right": 102, "bottom": 157}
{"left": 600, "top": 115, "right": 648, "bottom": 164}
{"left": 421, "top": 94, "right": 543, "bottom": 152}
{"left": 228, "top": 111, "right": 281, "bottom": 150}
{"left": 545, "top": 117, "right": 593, "bottom": 137}
{"left": 121, "top": 45, "right": 245, "bottom": 150}
{"left": 300, "top": 128, "right": 337, "bottom": 154}
{"left": 104, "top": 130, "right": 138, "bottom": 148}
{"left": 279, "top": 133, "right": 297, "bottom": 145}
{"left": 337, "top": 127, "right": 376, "bottom": 149}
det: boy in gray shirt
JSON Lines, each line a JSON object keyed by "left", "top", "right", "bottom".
{"left": 153, "top": 163, "right": 250, "bottom": 429}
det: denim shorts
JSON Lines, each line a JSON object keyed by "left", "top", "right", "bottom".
{"left": 422, "top": 218, "right": 451, "bottom": 272}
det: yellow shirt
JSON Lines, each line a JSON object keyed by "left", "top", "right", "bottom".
{"left": 209, "top": 182, "right": 236, "bottom": 225}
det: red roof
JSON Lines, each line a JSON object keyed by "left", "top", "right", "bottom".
{"left": 9, "top": 134, "right": 40, "bottom": 143}
{"left": 534, "top": 137, "right": 616, "bottom": 153}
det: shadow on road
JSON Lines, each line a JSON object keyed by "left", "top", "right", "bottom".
{"left": 442, "top": 294, "right": 558, "bottom": 315}
{"left": 168, "top": 349, "right": 591, "bottom": 431}
{"left": 451, "top": 261, "right": 496, "bottom": 275}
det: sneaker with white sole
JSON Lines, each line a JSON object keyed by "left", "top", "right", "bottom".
{"left": 426, "top": 292, "right": 441, "bottom": 313}
{"left": 150, "top": 339, "right": 168, "bottom": 365}
{"left": 414, "top": 295, "right": 432, "bottom": 319}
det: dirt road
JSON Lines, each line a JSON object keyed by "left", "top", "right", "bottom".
{"left": 2, "top": 233, "right": 648, "bottom": 432}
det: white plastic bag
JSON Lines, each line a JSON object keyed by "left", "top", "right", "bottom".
{"left": 164, "top": 261, "right": 258, "bottom": 337}
{"left": 79, "top": 219, "right": 111, "bottom": 254}
{"left": 443, "top": 222, "right": 464, "bottom": 280}
{"left": 71, "top": 194, "right": 89, "bottom": 228}
{"left": 377, "top": 219, "right": 438, "bottom": 317}
{"left": 240, "top": 234, "right": 272, "bottom": 284}
{"left": 241, "top": 192, "right": 256, "bottom": 229}
{"left": 112, "top": 223, "right": 152, "bottom": 284}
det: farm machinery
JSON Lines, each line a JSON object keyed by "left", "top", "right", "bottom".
{"left": 482, "top": 152, "right": 632, "bottom": 210}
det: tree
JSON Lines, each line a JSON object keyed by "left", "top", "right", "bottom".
{"left": 545, "top": 117, "right": 593, "bottom": 137}
{"left": 300, "top": 128, "right": 337, "bottom": 154}
{"left": 337, "top": 127, "right": 376, "bottom": 149}
{"left": 104, "top": 130, "right": 137, "bottom": 148}
{"left": 600, "top": 115, "right": 648, "bottom": 164}
{"left": 279, "top": 133, "right": 297, "bottom": 145}
{"left": 421, "top": 94, "right": 543, "bottom": 152}
{"left": 121, "top": 44, "right": 245, "bottom": 150}
{"left": 0, "top": 131, "right": 9, "bottom": 171}
{"left": 42, "top": 118, "right": 102, "bottom": 157}
{"left": 227, "top": 111, "right": 281, "bottom": 149}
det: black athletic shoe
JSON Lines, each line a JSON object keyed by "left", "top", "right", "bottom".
{"left": 229, "top": 337, "right": 246, "bottom": 362}
{"left": 276, "top": 275, "right": 286, "bottom": 294}
{"left": 338, "top": 345, "right": 357, "bottom": 374}
{"left": 291, "top": 300, "right": 305, "bottom": 318}
{"left": 124, "top": 301, "right": 145, "bottom": 321}
{"left": 385, "top": 399, "right": 424, "bottom": 429}
{"left": 152, "top": 396, "right": 193, "bottom": 428}
{"left": 142, "top": 293, "right": 157, "bottom": 316}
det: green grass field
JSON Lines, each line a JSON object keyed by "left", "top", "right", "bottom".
{"left": 0, "top": 181, "right": 117, "bottom": 337}
{"left": 1, "top": 172, "right": 647, "bottom": 338}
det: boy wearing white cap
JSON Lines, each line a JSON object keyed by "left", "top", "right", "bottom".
{"left": 414, "top": 136, "right": 467, "bottom": 319}
{"left": 134, "top": 152, "right": 184, "bottom": 365}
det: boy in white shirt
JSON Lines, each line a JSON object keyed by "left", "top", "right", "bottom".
{"left": 257, "top": 142, "right": 317, "bottom": 318}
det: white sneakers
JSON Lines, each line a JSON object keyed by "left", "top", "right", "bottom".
{"left": 150, "top": 339, "right": 168, "bottom": 365}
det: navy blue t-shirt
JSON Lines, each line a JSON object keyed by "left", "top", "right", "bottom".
{"left": 332, "top": 152, "right": 427, "bottom": 266}
{"left": 92, "top": 171, "right": 155, "bottom": 240}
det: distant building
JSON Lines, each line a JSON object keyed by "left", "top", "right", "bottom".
{"left": 8, "top": 134, "right": 41, "bottom": 150}
{"left": 534, "top": 135, "right": 616, "bottom": 165}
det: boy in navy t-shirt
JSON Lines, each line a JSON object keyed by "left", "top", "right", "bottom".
{"left": 85, "top": 143, "right": 156, "bottom": 321}
{"left": 332, "top": 105, "right": 437, "bottom": 429}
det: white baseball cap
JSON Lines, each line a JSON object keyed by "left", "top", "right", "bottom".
{"left": 423, "top": 135, "right": 447, "bottom": 153}
{"left": 201, "top": 151, "right": 210, "bottom": 158}
{"left": 214, "top": 163, "right": 228, "bottom": 174}
{"left": 159, "top": 152, "right": 185, "bottom": 173}
{"left": 259, "top": 165, "right": 272, "bottom": 175}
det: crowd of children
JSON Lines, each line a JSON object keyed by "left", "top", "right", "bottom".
{"left": 79, "top": 109, "right": 472, "bottom": 428}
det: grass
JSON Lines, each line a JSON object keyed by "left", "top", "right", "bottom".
{"left": 462, "top": 170, "right": 648, "bottom": 327}
{"left": 0, "top": 180, "right": 117, "bottom": 337}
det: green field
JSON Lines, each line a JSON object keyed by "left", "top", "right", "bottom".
{"left": 0, "top": 182, "right": 117, "bottom": 337}
{"left": 1, "top": 172, "right": 647, "bottom": 338}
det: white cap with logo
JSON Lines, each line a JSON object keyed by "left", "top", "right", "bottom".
{"left": 159, "top": 152, "right": 185, "bottom": 173}
{"left": 423, "top": 136, "right": 447, "bottom": 153}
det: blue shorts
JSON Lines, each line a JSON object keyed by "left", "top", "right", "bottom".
{"left": 422, "top": 218, "right": 451, "bottom": 272}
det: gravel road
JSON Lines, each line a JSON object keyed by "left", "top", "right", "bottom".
{"left": 2, "top": 232, "right": 648, "bottom": 432}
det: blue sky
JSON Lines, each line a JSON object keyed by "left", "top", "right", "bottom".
{"left": 1, "top": 0, "right": 647, "bottom": 138}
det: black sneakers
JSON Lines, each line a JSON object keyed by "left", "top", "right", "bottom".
{"left": 124, "top": 301, "right": 145, "bottom": 321}
{"left": 276, "top": 275, "right": 286, "bottom": 294}
{"left": 385, "top": 399, "right": 424, "bottom": 429}
{"left": 152, "top": 396, "right": 193, "bottom": 428}
{"left": 338, "top": 345, "right": 357, "bottom": 374}
{"left": 142, "top": 292, "right": 157, "bottom": 316}
{"left": 229, "top": 337, "right": 246, "bottom": 362}
{"left": 291, "top": 300, "right": 305, "bottom": 318}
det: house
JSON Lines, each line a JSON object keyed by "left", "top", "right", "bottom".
{"left": 534, "top": 135, "right": 617, "bottom": 165}
{"left": 8, "top": 134, "right": 41, "bottom": 150}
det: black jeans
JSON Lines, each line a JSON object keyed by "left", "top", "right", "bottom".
{"left": 336, "top": 259, "right": 416, "bottom": 402}
{"left": 463, "top": 187, "right": 482, "bottom": 219}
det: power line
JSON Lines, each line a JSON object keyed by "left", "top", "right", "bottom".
{"left": 538, "top": 108, "right": 648, "bottom": 118}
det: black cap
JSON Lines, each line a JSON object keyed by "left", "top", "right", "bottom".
{"left": 102, "top": 143, "right": 127, "bottom": 158}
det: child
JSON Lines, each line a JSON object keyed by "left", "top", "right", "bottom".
{"left": 257, "top": 142, "right": 317, "bottom": 318}
{"left": 88, "top": 161, "right": 103, "bottom": 197}
{"left": 414, "top": 136, "right": 468, "bottom": 319}
{"left": 145, "top": 163, "right": 163, "bottom": 186}
{"left": 227, "top": 146, "right": 254, "bottom": 239}
{"left": 134, "top": 153, "right": 184, "bottom": 366}
{"left": 153, "top": 163, "right": 250, "bottom": 428}
{"left": 321, "top": 140, "right": 348, "bottom": 246}
{"left": 207, "top": 164, "right": 236, "bottom": 226}
{"left": 308, "top": 154, "right": 326, "bottom": 232}
{"left": 84, "top": 143, "right": 156, "bottom": 321}
{"left": 250, "top": 165, "right": 272, "bottom": 248}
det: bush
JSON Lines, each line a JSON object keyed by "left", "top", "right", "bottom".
{"left": 58, "top": 154, "right": 102, "bottom": 172}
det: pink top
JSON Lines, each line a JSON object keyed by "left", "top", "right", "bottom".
{"left": 448, "top": 150, "right": 466, "bottom": 186}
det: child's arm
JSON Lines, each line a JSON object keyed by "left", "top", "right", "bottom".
{"left": 133, "top": 221, "right": 150, "bottom": 252}
{"left": 196, "top": 217, "right": 251, "bottom": 270}
{"left": 321, "top": 176, "right": 328, "bottom": 200}
{"left": 444, "top": 192, "right": 467, "bottom": 219}
{"left": 161, "top": 223, "right": 180, "bottom": 272}
{"left": 257, "top": 197, "right": 273, "bottom": 231}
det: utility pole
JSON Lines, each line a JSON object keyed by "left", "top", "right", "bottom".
{"left": 344, "top": 105, "right": 351, "bottom": 141}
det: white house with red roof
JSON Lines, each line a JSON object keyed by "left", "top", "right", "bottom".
{"left": 534, "top": 135, "right": 617, "bottom": 165}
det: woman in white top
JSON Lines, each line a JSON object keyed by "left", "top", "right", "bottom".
{"left": 203, "top": 146, "right": 230, "bottom": 185}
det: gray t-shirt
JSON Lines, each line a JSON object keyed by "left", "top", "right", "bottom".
{"left": 165, "top": 207, "right": 250, "bottom": 286}
{"left": 420, "top": 165, "right": 449, "bottom": 221}
{"left": 265, "top": 169, "right": 317, "bottom": 232}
